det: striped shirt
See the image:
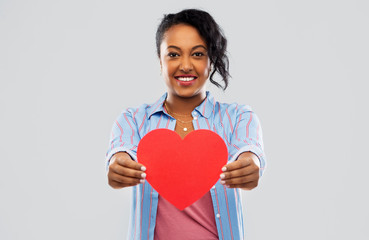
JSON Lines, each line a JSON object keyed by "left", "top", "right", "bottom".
{"left": 106, "top": 91, "right": 266, "bottom": 240}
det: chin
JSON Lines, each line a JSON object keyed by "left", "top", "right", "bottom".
{"left": 174, "top": 88, "right": 204, "bottom": 99}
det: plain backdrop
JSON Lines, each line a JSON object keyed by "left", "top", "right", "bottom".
{"left": 1, "top": 0, "right": 368, "bottom": 239}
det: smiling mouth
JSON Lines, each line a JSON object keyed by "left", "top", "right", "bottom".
{"left": 175, "top": 76, "right": 198, "bottom": 82}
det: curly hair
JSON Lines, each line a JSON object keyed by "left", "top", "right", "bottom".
{"left": 156, "top": 9, "right": 230, "bottom": 90}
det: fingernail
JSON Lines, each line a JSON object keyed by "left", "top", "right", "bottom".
{"left": 222, "top": 167, "right": 227, "bottom": 172}
{"left": 141, "top": 166, "right": 146, "bottom": 171}
{"left": 141, "top": 173, "right": 146, "bottom": 178}
{"left": 220, "top": 173, "right": 225, "bottom": 179}
{"left": 220, "top": 180, "right": 225, "bottom": 185}
{"left": 140, "top": 179, "right": 145, "bottom": 183}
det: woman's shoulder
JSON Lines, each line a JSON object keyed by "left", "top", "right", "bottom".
{"left": 205, "top": 91, "right": 253, "bottom": 116}
{"left": 123, "top": 103, "right": 151, "bottom": 115}
{"left": 215, "top": 101, "right": 254, "bottom": 116}
{"left": 120, "top": 93, "right": 167, "bottom": 119}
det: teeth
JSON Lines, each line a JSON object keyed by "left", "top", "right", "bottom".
{"left": 177, "top": 77, "right": 195, "bottom": 81}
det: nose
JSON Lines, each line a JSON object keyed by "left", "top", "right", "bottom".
{"left": 179, "top": 56, "right": 193, "bottom": 72}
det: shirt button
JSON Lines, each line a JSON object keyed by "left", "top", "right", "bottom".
{"left": 212, "top": 186, "right": 216, "bottom": 189}
{"left": 216, "top": 213, "right": 220, "bottom": 218}
{"left": 194, "top": 116, "right": 198, "bottom": 120}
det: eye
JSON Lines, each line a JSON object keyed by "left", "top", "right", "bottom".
{"left": 168, "top": 52, "right": 179, "bottom": 57}
{"left": 193, "top": 52, "right": 205, "bottom": 57}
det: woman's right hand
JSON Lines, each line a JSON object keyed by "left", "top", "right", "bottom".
{"left": 107, "top": 152, "right": 146, "bottom": 189}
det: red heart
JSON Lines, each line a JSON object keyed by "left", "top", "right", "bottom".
{"left": 137, "top": 129, "right": 228, "bottom": 210}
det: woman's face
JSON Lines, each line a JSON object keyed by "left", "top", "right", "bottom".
{"left": 160, "top": 24, "right": 210, "bottom": 100}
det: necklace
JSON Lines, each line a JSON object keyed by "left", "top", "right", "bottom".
{"left": 164, "top": 101, "right": 193, "bottom": 132}
{"left": 175, "top": 121, "right": 193, "bottom": 132}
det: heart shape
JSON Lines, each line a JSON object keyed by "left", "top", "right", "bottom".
{"left": 137, "top": 129, "right": 228, "bottom": 210}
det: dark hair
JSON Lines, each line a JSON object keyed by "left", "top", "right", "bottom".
{"left": 156, "top": 9, "right": 230, "bottom": 90}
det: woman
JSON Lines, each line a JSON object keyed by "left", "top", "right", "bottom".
{"left": 106, "top": 9, "right": 266, "bottom": 240}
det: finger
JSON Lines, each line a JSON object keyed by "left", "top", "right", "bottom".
{"left": 109, "top": 163, "right": 146, "bottom": 179}
{"left": 109, "top": 172, "right": 143, "bottom": 186}
{"left": 220, "top": 173, "right": 258, "bottom": 186}
{"left": 220, "top": 165, "right": 258, "bottom": 180}
{"left": 227, "top": 181, "right": 259, "bottom": 190}
{"left": 223, "top": 157, "right": 251, "bottom": 172}
{"left": 114, "top": 154, "right": 146, "bottom": 171}
{"left": 109, "top": 179, "right": 139, "bottom": 189}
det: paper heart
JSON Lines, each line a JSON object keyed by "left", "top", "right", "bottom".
{"left": 137, "top": 129, "right": 228, "bottom": 210}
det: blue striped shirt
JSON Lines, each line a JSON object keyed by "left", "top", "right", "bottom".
{"left": 106, "top": 91, "right": 266, "bottom": 240}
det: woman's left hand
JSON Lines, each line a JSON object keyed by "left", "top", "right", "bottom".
{"left": 220, "top": 152, "right": 260, "bottom": 190}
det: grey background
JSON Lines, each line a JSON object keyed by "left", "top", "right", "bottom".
{"left": 1, "top": 0, "right": 368, "bottom": 239}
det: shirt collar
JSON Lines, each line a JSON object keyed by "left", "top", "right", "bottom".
{"left": 147, "top": 92, "right": 168, "bottom": 119}
{"left": 194, "top": 91, "right": 215, "bottom": 119}
{"left": 148, "top": 91, "right": 216, "bottom": 119}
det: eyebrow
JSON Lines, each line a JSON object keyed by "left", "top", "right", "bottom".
{"left": 166, "top": 45, "right": 207, "bottom": 51}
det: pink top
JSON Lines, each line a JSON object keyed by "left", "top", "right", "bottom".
{"left": 154, "top": 191, "right": 218, "bottom": 239}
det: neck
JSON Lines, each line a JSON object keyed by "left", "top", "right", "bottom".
{"left": 165, "top": 91, "right": 207, "bottom": 115}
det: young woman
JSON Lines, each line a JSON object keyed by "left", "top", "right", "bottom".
{"left": 106, "top": 9, "right": 266, "bottom": 240}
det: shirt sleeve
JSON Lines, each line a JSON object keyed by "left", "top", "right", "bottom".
{"left": 229, "top": 106, "right": 266, "bottom": 176}
{"left": 105, "top": 109, "right": 141, "bottom": 171}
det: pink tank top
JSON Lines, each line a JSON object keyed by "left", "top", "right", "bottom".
{"left": 154, "top": 191, "right": 218, "bottom": 239}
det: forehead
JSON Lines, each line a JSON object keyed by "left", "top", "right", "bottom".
{"left": 161, "top": 24, "right": 207, "bottom": 49}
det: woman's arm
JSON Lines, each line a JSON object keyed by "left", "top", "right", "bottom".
{"left": 223, "top": 105, "right": 266, "bottom": 190}
{"left": 106, "top": 108, "right": 146, "bottom": 189}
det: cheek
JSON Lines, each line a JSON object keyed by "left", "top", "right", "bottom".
{"left": 199, "top": 61, "right": 211, "bottom": 76}
{"left": 162, "top": 61, "right": 177, "bottom": 76}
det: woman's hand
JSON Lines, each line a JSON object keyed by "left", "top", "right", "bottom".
{"left": 107, "top": 152, "right": 146, "bottom": 189}
{"left": 220, "top": 152, "right": 260, "bottom": 190}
